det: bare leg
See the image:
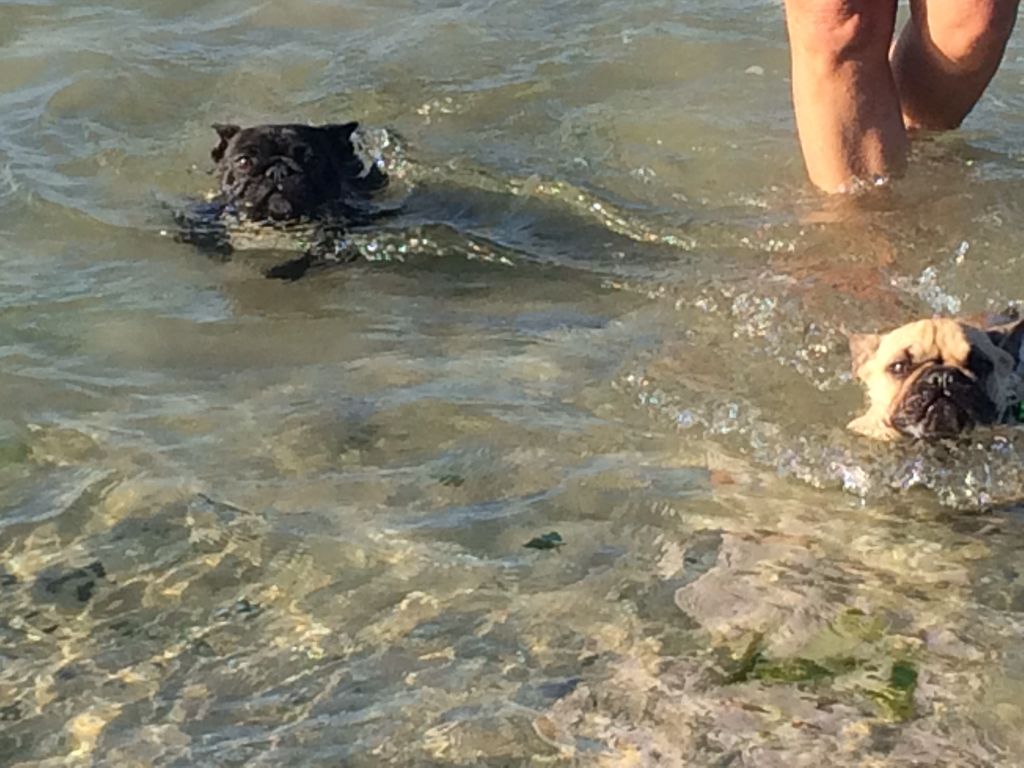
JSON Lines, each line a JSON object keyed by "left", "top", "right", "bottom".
{"left": 784, "top": 0, "right": 908, "bottom": 192}
{"left": 892, "top": 0, "right": 1020, "bottom": 130}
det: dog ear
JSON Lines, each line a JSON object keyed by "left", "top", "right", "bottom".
{"left": 321, "top": 122, "right": 389, "bottom": 192}
{"left": 322, "top": 121, "right": 359, "bottom": 146}
{"left": 987, "top": 318, "right": 1024, "bottom": 364}
{"left": 847, "top": 332, "right": 881, "bottom": 377}
{"left": 211, "top": 123, "right": 241, "bottom": 162}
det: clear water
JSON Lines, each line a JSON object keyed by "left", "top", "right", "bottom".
{"left": 2, "top": 2, "right": 1024, "bottom": 765}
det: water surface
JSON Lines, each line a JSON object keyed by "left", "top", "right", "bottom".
{"left": 3, "top": 1, "right": 1024, "bottom": 765}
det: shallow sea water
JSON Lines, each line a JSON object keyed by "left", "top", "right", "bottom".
{"left": 3, "top": 1, "right": 1024, "bottom": 765}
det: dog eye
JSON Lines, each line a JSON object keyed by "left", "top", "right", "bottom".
{"left": 234, "top": 156, "right": 252, "bottom": 169}
{"left": 887, "top": 360, "right": 912, "bottom": 378}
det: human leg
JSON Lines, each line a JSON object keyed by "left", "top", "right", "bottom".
{"left": 892, "top": 0, "right": 1020, "bottom": 130}
{"left": 784, "top": 0, "right": 907, "bottom": 192}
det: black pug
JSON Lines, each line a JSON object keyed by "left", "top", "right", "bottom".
{"left": 177, "top": 121, "right": 389, "bottom": 279}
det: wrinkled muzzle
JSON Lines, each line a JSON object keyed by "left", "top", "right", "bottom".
{"left": 889, "top": 365, "right": 997, "bottom": 439}
{"left": 228, "top": 157, "right": 313, "bottom": 222}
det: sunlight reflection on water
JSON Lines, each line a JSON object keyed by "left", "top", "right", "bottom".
{"left": 2, "top": 1, "right": 1024, "bottom": 765}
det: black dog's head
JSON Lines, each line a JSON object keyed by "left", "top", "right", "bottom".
{"left": 210, "top": 122, "right": 386, "bottom": 223}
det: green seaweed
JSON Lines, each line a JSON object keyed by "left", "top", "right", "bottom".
{"left": 753, "top": 656, "right": 857, "bottom": 683}
{"left": 723, "top": 631, "right": 859, "bottom": 685}
{"left": 867, "top": 660, "right": 918, "bottom": 721}
{"left": 723, "top": 630, "right": 919, "bottom": 723}
{"left": 727, "top": 650, "right": 857, "bottom": 685}
{"left": 524, "top": 531, "right": 564, "bottom": 550}
{"left": 890, "top": 660, "right": 918, "bottom": 690}
{"left": 722, "top": 633, "right": 765, "bottom": 684}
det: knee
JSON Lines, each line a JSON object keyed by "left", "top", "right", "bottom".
{"left": 785, "top": 0, "right": 896, "bottom": 66}
{"left": 923, "top": 0, "right": 1020, "bottom": 71}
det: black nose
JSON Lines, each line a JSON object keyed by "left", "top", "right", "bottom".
{"left": 266, "top": 163, "right": 291, "bottom": 183}
{"left": 923, "top": 368, "right": 956, "bottom": 391}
